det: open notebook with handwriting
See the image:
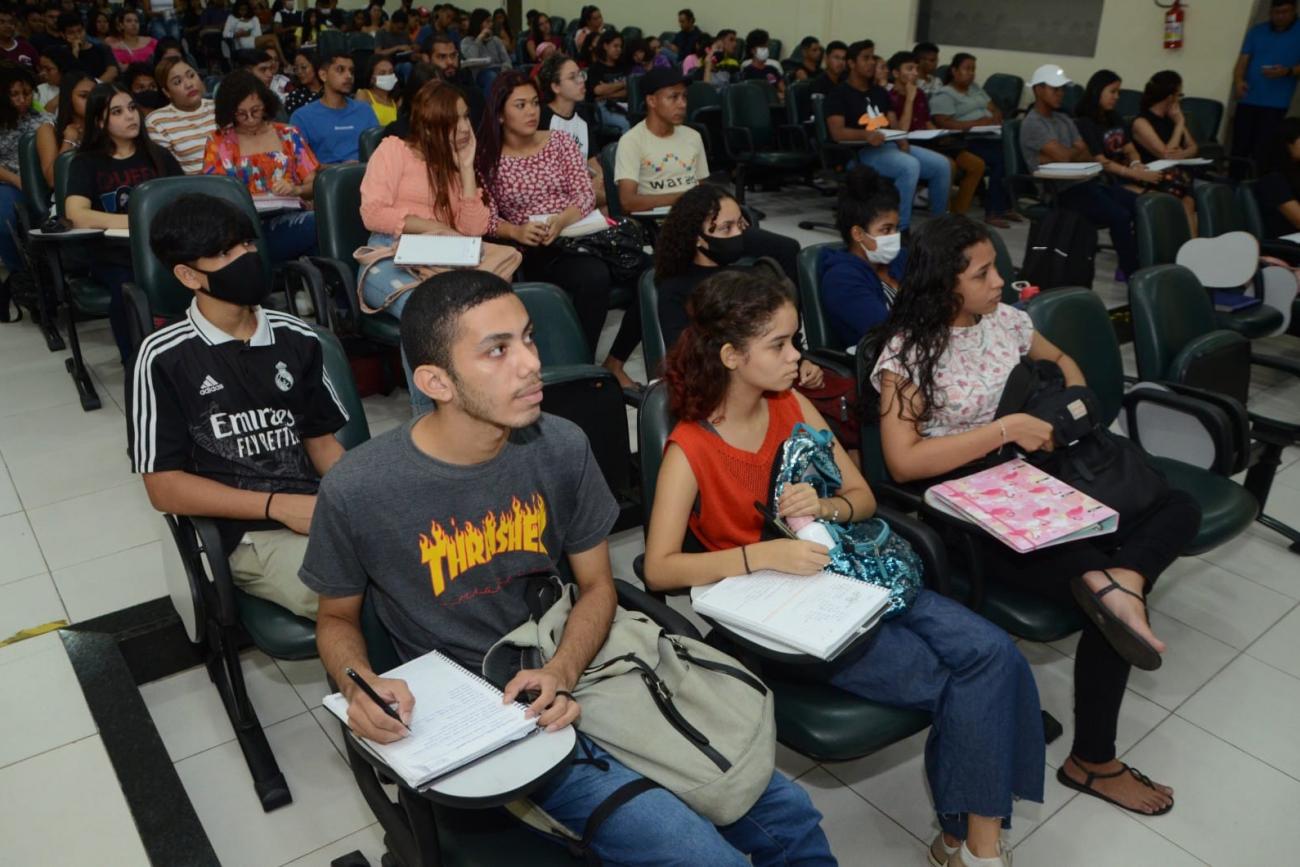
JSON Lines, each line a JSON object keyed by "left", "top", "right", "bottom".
{"left": 322, "top": 650, "right": 537, "bottom": 790}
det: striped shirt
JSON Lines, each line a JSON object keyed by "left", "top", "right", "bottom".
{"left": 145, "top": 100, "right": 217, "bottom": 175}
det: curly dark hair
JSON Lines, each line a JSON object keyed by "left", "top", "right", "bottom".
{"left": 654, "top": 183, "right": 733, "bottom": 281}
{"left": 662, "top": 268, "right": 794, "bottom": 422}
{"left": 877, "top": 213, "right": 992, "bottom": 426}
{"left": 213, "top": 69, "right": 283, "bottom": 128}
{"left": 835, "top": 165, "right": 900, "bottom": 246}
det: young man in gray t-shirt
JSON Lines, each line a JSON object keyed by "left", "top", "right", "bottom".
{"left": 1018, "top": 63, "right": 1140, "bottom": 277}
{"left": 300, "top": 271, "right": 830, "bottom": 865}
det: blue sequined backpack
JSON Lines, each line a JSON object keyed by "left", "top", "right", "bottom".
{"left": 768, "top": 423, "right": 922, "bottom": 618}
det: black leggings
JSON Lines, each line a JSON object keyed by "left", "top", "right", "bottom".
{"left": 521, "top": 246, "right": 638, "bottom": 361}
{"left": 980, "top": 488, "right": 1201, "bottom": 763}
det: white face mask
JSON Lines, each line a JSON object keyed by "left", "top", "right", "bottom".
{"left": 375, "top": 73, "right": 398, "bottom": 91}
{"left": 861, "top": 232, "right": 901, "bottom": 265}
{"left": 754, "top": 47, "right": 769, "bottom": 62}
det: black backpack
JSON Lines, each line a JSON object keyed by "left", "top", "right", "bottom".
{"left": 1021, "top": 208, "right": 1098, "bottom": 290}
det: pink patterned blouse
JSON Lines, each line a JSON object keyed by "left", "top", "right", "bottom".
{"left": 870, "top": 303, "right": 1035, "bottom": 437}
{"left": 484, "top": 130, "right": 596, "bottom": 236}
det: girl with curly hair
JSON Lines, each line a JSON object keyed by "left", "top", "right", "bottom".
{"left": 643, "top": 266, "right": 1045, "bottom": 867}
{"left": 871, "top": 213, "right": 1199, "bottom": 820}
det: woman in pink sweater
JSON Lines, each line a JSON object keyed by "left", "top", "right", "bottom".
{"left": 359, "top": 80, "right": 501, "bottom": 318}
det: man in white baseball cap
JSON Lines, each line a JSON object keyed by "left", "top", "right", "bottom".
{"left": 1027, "top": 63, "right": 1071, "bottom": 88}
{"left": 1019, "top": 62, "right": 1140, "bottom": 277}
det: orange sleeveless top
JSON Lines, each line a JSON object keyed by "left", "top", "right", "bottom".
{"left": 666, "top": 391, "right": 806, "bottom": 552}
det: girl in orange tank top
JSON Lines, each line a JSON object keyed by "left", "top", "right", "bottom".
{"left": 642, "top": 267, "right": 1045, "bottom": 867}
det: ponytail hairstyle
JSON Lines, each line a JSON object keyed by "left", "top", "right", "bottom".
{"left": 662, "top": 269, "right": 795, "bottom": 421}
{"left": 1140, "top": 70, "right": 1181, "bottom": 113}
{"left": 878, "top": 213, "right": 991, "bottom": 426}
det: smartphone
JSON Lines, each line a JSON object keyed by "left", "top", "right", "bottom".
{"left": 753, "top": 501, "right": 799, "bottom": 540}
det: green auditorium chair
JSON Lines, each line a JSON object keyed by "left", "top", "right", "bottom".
{"left": 1130, "top": 265, "right": 1300, "bottom": 552}
{"left": 1059, "top": 82, "right": 1083, "bottom": 115}
{"left": 1029, "top": 287, "right": 1258, "bottom": 553}
{"left": 358, "top": 124, "right": 387, "bottom": 161}
{"left": 1115, "top": 88, "right": 1142, "bottom": 120}
{"left": 721, "top": 81, "right": 817, "bottom": 205}
{"left": 638, "top": 267, "right": 666, "bottom": 379}
{"left": 300, "top": 163, "right": 402, "bottom": 346}
{"left": 32, "top": 150, "right": 116, "bottom": 409}
{"left": 982, "top": 73, "right": 1024, "bottom": 118}
{"left": 1181, "top": 96, "right": 1225, "bottom": 161}
{"left": 796, "top": 241, "right": 846, "bottom": 355}
{"left": 625, "top": 70, "right": 646, "bottom": 126}
{"left": 634, "top": 381, "right": 933, "bottom": 761}
{"left": 1001, "top": 117, "right": 1050, "bottom": 222}
{"left": 514, "top": 282, "right": 639, "bottom": 529}
{"left": 156, "top": 324, "right": 369, "bottom": 811}
{"left": 1135, "top": 191, "right": 1284, "bottom": 338}
{"left": 795, "top": 95, "right": 850, "bottom": 234}
{"left": 16, "top": 130, "right": 64, "bottom": 347}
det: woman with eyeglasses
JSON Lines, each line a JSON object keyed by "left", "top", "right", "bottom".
{"left": 537, "top": 52, "right": 606, "bottom": 209}
{"left": 202, "top": 69, "right": 319, "bottom": 262}
{"left": 65, "top": 82, "right": 183, "bottom": 360}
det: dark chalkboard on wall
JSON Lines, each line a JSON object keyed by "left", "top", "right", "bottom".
{"left": 916, "top": 0, "right": 1104, "bottom": 58}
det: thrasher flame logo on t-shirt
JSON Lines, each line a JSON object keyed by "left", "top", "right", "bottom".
{"left": 419, "top": 494, "right": 550, "bottom": 596}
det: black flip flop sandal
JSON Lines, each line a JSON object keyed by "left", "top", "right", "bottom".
{"left": 1070, "top": 570, "right": 1163, "bottom": 671}
{"left": 1056, "top": 760, "right": 1174, "bottom": 816}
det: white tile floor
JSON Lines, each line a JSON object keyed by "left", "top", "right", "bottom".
{"left": 0, "top": 189, "right": 1298, "bottom": 867}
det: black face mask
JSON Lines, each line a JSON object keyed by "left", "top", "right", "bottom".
{"left": 196, "top": 249, "right": 268, "bottom": 306}
{"left": 700, "top": 232, "right": 745, "bottom": 267}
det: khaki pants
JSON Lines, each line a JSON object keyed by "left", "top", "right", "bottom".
{"left": 228, "top": 529, "right": 319, "bottom": 620}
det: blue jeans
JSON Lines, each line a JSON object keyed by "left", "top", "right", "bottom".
{"left": 148, "top": 15, "right": 182, "bottom": 40}
{"left": 825, "top": 589, "right": 1045, "bottom": 839}
{"left": 596, "top": 102, "right": 631, "bottom": 133}
{"left": 849, "top": 142, "right": 951, "bottom": 229}
{"left": 262, "top": 210, "right": 318, "bottom": 263}
{"left": 0, "top": 182, "right": 23, "bottom": 271}
{"left": 531, "top": 736, "right": 835, "bottom": 866}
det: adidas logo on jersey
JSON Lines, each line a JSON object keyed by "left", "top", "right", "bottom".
{"left": 199, "top": 375, "right": 224, "bottom": 396}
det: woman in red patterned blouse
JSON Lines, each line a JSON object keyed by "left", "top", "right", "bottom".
{"left": 476, "top": 70, "right": 644, "bottom": 390}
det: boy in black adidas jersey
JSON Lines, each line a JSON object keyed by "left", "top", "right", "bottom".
{"left": 126, "top": 193, "right": 349, "bottom": 619}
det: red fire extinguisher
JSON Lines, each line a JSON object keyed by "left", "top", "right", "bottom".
{"left": 1163, "top": 0, "right": 1185, "bottom": 50}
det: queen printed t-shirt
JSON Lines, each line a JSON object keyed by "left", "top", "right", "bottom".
{"left": 66, "top": 147, "right": 183, "bottom": 263}
{"left": 300, "top": 414, "right": 620, "bottom": 671}
{"left": 613, "top": 119, "right": 708, "bottom": 197}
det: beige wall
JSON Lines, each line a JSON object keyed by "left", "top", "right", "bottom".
{"left": 538, "top": 0, "right": 1256, "bottom": 131}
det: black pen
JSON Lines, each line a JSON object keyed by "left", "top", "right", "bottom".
{"left": 344, "top": 667, "right": 411, "bottom": 733}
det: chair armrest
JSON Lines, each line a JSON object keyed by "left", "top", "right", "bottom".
{"left": 278, "top": 259, "right": 331, "bottom": 328}
{"left": 875, "top": 504, "right": 951, "bottom": 596}
{"left": 777, "top": 123, "right": 810, "bottom": 152}
{"left": 614, "top": 579, "right": 704, "bottom": 640}
{"left": 723, "top": 124, "right": 757, "bottom": 161}
{"left": 121, "top": 282, "right": 153, "bottom": 357}
{"left": 539, "top": 363, "right": 618, "bottom": 388}
{"left": 684, "top": 121, "right": 713, "bottom": 157}
{"left": 1258, "top": 239, "right": 1300, "bottom": 266}
{"left": 1122, "top": 382, "right": 1250, "bottom": 475}
{"left": 1251, "top": 352, "right": 1300, "bottom": 380}
{"left": 803, "top": 348, "right": 853, "bottom": 377}
{"left": 306, "top": 255, "right": 361, "bottom": 326}
{"left": 186, "top": 515, "right": 242, "bottom": 626}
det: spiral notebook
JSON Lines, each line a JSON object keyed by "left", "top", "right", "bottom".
{"left": 322, "top": 650, "right": 537, "bottom": 790}
{"left": 924, "top": 458, "right": 1118, "bottom": 553}
{"left": 691, "top": 567, "right": 890, "bottom": 661}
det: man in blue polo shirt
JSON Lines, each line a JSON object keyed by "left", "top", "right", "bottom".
{"left": 1232, "top": 0, "right": 1300, "bottom": 171}
{"left": 289, "top": 48, "right": 378, "bottom": 164}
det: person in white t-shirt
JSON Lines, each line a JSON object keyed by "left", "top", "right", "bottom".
{"left": 613, "top": 66, "right": 800, "bottom": 281}
{"left": 538, "top": 51, "right": 604, "bottom": 207}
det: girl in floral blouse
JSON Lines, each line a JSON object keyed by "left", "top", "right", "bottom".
{"left": 202, "top": 69, "right": 319, "bottom": 262}
{"left": 872, "top": 213, "right": 1198, "bottom": 822}
{"left": 476, "top": 70, "right": 643, "bottom": 389}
